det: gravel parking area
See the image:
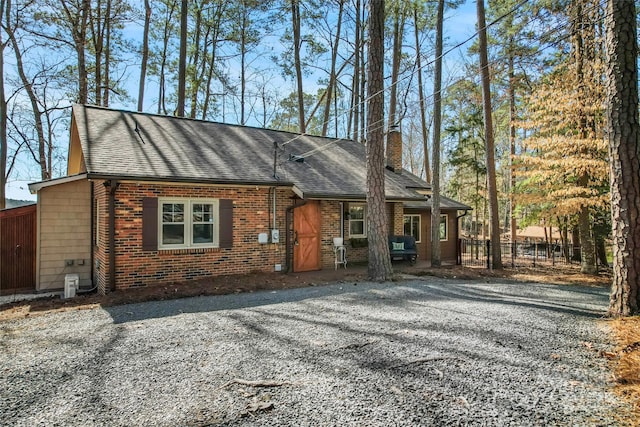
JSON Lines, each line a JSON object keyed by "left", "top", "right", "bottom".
{"left": 0, "top": 278, "right": 624, "bottom": 426}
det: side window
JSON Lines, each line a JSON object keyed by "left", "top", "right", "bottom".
{"left": 161, "top": 202, "right": 186, "bottom": 245}
{"left": 143, "top": 197, "right": 232, "bottom": 251}
{"left": 191, "top": 202, "right": 216, "bottom": 245}
{"left": 403, "top": 214, "right": 421, "bottom": 242}
{"left": 349, "top": 203, "right": 366, "bottom": 238}
{"left": 440, "top": 214, "right": 448, "bottom": 241}
{"left": 158, "top": 199, "right": 219, "bottom": 249}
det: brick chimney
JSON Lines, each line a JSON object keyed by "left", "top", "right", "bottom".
{"left": 386, "top": 125, "right": 403, "bottom": 173}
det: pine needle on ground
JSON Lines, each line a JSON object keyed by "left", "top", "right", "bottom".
{"left": 608, "top": 316, "right": 640, "bottom": 426}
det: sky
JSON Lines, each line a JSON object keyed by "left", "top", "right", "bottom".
{"left": 5, "top": 1, "right": 479, "bottom": 203}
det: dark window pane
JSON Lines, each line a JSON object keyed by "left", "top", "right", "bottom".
{"left": 350, "top": 221, "right": 364, "bottom": 236}
{"left": 193, "top": 224, "right": 213, "bottom": 243}
{"left": 162, "top": 224, "right": 184, "bottom": 244}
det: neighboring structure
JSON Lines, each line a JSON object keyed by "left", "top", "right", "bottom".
{"left": 0, "top": 204, "right": 36, "bottom": 294}
{"left": 29, "top": 105, "right": 470, "bottom": 294}
{"left": 502, "top": 226, "right": 563, "bottom": 243}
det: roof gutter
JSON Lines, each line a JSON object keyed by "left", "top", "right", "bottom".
{"left": 293, "top": 189, "right": 426, "bottom": 203}
{"left": 28, "top": 173, "right": 88, "bottom": 193}
{"left": 85, "top": 173, "right": 293, "bottom": 188}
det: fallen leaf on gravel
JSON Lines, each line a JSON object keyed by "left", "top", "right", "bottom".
{"left": 598, "top": 350, "right": 618, "bottom": 360}
{"left": 390, "top": 385, "right": 403, "bottom": 395}
{"left": 240, "top": 401, "right": 274, "bottom": 417}
{"left": 217, "top": 378, "right": 295, "bottom": 390}
{"left": 456, "top": 396, "right": 470, "bottom": 409}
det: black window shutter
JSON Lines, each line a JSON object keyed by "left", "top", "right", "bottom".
{"left": 142, "top": 197, "right": 158, "bottom": 251}
{"left": 219, "top": 199, "right": 233, "bottom": 248}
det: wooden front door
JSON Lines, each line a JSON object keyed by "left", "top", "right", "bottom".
{"left": 293, "top": 201, "right": 321, "bottom": 272}
{"left": 0, "top": 205, "right": 36, "bottom": 294}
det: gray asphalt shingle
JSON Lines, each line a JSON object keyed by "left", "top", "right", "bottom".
{"left": 73, "top": 105, "right": 463, "bottom": 203}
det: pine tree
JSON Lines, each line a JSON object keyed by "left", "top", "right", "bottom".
{"left": 366, "top": 0, "right": 392, "bottom": 281}
{"left": 606, "top": 0, "right": 640, "bottom": 316}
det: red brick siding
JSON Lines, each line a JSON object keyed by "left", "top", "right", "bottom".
{"left": 391, "top": 202, "right": 404, "bottom": 235}
{"left": 319, "top": 200, "right": 345, "bottom": 268}
{"left": 94, "top": 181, "right": 290, "bottom": 291}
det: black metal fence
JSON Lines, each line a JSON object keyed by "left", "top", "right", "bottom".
{"left": 458, "top": 239, "right": 576, "bottom": 268}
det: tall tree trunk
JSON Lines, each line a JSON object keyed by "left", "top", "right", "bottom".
{"left": 177, "top": 0, "right": 187, "bottom": 116}
{"left": 571, "top": 0, "right": 597, "bottom": 274}
{"left": 476, "top": 0, "right": 502, "bottom": 269}
{"left": 321, "top": 0, "right": 343, "bottom": 136}
{"left": 359, "top": 1, "right": 366, "bottom": 144}
{"left": 413, "top": 6, "right": 430, "bottom": 184}
{"left": 91, "top": 0, "right": 103, "bottom": 105}
{"left": 291, "top": 0, "right": 305, "bottom": 133}
{"left": 240, "top": 1, "right": 247, "bottom": 125}
{"left": 61, "top": 0, "right": 90, "bottom": 104}
{"left": 157, "top": 2, "right": 176, "bottom": 115}
{"left": 5, "top": 2, "right": 49, "bottom": 179}
{"left": 366, "top": 0, "right": 392, "bottom": 281}
{"left": 577, "top": 205, "right": 596, "bottom": 273}
{"left": 79, "top": 0, "right": 89, "bottom": 104}
{"left": 350, "top": 0, "right": 361, "bottom": 142}
{"left": 605, "top": 0, "right": 640, "bottom": 316}
{"left": 138, "top": 0, "right": 151, "bottom": 111}
{"left": 0, "top": 0, "right": 6, "bottom": 209}
{"left": 189, "top": 6, "right": 204, "bottom": 119}
{"left": 508, "top": 42, "right": 517, "bottom": 257}
{"left": 202, "top": 3, "right": 224, "bottom": 120}
{"left": 387, "top": 4, "right": 402, "bottom": 129}
{"left": 202, "top": 31, "right": 219, "bottom": 120}
{"left": 430, "top": 0, "right": 444, "bottom": 267}
{"left": 102, "top": 0, "right": 111, "bottom": 107}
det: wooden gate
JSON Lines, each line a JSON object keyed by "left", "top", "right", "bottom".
{"left": 0, "top": 204, "right": 36, "bottom": 294}
{"left": 293, "top": 201, "right": 321, "bottom": 272}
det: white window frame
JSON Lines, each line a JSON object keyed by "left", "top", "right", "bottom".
{"left": 403, "top": 214, "right": 421, "bottom": 243}
{"left": 348, "top": 203, "right": 367, "bottom": 238}
{"left": 440, "top": 214, "right": 448, "bottom": 241}
{"left": 158, "top": 198, "right": 219, "bottom": 249}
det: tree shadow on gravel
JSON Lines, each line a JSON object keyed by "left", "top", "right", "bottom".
{"left": 102, "top": 279, "right": 608, "bottom": 325}
{"left": 103, "top": 281, "right": 379, "bottom": 324}
{"left": 199, "top": 282, "right": 615, "bottom": 426}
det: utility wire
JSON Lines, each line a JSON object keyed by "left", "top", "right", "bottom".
{"left": 279, "top": 0, "right": 531, "bottom": 148}
{"left": 279, "top": 3, "right": 607, "bottom": 164}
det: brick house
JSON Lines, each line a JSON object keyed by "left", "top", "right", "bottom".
{"left": 28, "top": 105, "right": 470, "bottom": 294}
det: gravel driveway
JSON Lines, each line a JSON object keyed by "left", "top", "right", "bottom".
{"left": 0, "top": 277, "right": 624, "bottom": 426}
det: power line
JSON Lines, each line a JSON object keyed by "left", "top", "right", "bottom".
{"left": 278, "top": 1, "right": 607, "bottom": 164}
{"left": 279, "top": 0, "right": 531, "bottom": 148}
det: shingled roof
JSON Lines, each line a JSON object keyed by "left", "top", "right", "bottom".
{"left": 70, "top": 105, "right": 441, "bottom": 201}
{"left": 403, "top": 196, "right": 472, "bottom": 211}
